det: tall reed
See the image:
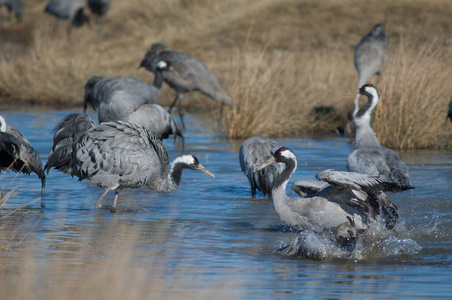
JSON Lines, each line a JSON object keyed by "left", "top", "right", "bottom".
{"left": 374, "top": 36, "right": 452, "bottom": 150}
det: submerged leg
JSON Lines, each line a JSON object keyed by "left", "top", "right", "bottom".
{"left": 94, "top": 188, "right": 111, "bottom": 209}
{"left": 40, "top": 188, "right": 46, "bottom": 208}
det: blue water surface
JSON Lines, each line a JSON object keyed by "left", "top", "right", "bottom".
{"left": 0, "top": 108, "right": 451, "bottom": 299}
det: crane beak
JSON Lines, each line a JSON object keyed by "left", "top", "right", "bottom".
{"left": 257, "top": 156, "right": 276, "bottom": 171}
{"left": 198, "top": 164, "right": 215, "bottom": 178}
{"left": 345, "top": 89, "right": 360, "bottom": 96}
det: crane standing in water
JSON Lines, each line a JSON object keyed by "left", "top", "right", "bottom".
{"left": 347, "top": 84, "right": 411, "bottom": 189}
{"left": 45, "top": 113, "right": 214, "bottom": 212}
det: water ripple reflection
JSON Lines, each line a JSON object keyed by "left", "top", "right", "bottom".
{"left": 0, "top": 109, "right": 451, "bottom": 298}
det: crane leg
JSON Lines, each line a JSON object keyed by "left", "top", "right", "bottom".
{"left": 110, "top": 190, "right": 119, "bottom": 213}
{"left": 168, "top": 93, "right": 186, "bottom": 130}
{"left": 94, "top": 188, "right": 111, "bottom": 209}
{"left": 168, "top": 93, "right": 180, "bottom": 114}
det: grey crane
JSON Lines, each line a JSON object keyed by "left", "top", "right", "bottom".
{"left": 45, "top": 113, "right": 214, "bottom": 212}
{"left": 347, "top": 84, "right": 411, "bottom": 189}
{"left": 278, "top": 217, "right": 358, "bottom": 260}
{"left": 257, "top": 147, "right": 404, "bottom": 233}
{"left": 139, "top": 42, "right": 233, "bottom": 117}
{"left": 84, "top": 59, "right": 170, "bottom": 112}
{"left": 0, "top": 115, "right": 45, "bottom": 206}
{"left": 239, "top": 136, "right": 283, "bottom": 197}
{"left": 87, "top": 0, "right": 110, "bottom": 23}
{"left": 0, "top": 0, "right": 23, "bottom": 20}
{"left": 99, "top": 90, "right": 184, "bottom": 149}
{"left": 44, "top": 0, "right": 87, "bottom": 32}
{"left": 353, "top": 24, "right": 390, "bottom": 115}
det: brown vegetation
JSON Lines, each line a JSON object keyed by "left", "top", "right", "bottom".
{"left": 1, "top": 0, "right": 452, "bottom": 148}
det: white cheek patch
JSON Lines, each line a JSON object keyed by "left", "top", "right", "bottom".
{"left": 281, "top": 149, "right": 296, "bottom": 160}
{"left": 173, "top": 154, "right": 195, "bottom": 165}
{"left": 156, "top": 60, "right": 167, "bottom": 69}
{"left": 365, "top": 86, "right": 378, "bottom": 98}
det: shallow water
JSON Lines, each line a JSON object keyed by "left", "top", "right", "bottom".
{"left": 0, "top": 108, "right": 452, "bottom": 298}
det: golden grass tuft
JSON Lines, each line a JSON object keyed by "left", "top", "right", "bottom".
{"left": 374, "top": 36, "right": 452, "bottom": 150}
{"left": 218, "top": 47, "right": 300, "bottom": 139}
{"left": 218, "top": 45, "right": 354, "bottom": 139}
{"left": 1, "top": 0, "right": 452, "bottom": 148}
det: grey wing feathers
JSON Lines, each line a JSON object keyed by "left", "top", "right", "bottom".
{"left": 125, "top": 104, "right": 184, "bottom": 141}
{"left": 98, "top": 90, "right": 183, "bottom": 143}
{"left": 239, "top": 136, "right": 283, "bottom": 195}
{"left": 291, "top": 179, "right": 328, "bottom": 197}
{"left": 98, "top": 90, "right": 147, "bottom": 123}
{"left": 85, "top": 76, "right": 159, "bottom": 112}
{"left": 45, "top": 113, "right": 95, "bottom": 175}
{"left": 347, "top": 147, "right": 411, "bottom": 188}
{"left": 316, "top": 169, "right": 385, "bottom": 190}
{"left": 73, "top": 121, "right": 169, "bottom": 189}
{"left": 164, "top": 51, "right": 231, "bottom": 104}
{"left": 0, "top": 126, "right": 45, "bottom": 187}
{"left": 384, "top": 149, "right": 411, "bottom": 188}
{"left": 140, "top": 45, "right": 232, "bottom": 105}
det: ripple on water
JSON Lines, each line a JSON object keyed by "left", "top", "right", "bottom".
{"left": 1, "top": 110, "right": 452, "bottom": 298}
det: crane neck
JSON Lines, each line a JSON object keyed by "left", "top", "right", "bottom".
{"left": 353, "top": 88, "right": 381, "bottom": 148}
{"left": 270, "top": 156, "right": 302, "bottom": 229}
{"left": 153, "top": 68, "right": 165, "bottom": 90}
{"left": 354, "top": 125, "right": 380, "bottom": 148}
{"left": 151, "top": 159, "right": 190, "bottom": 193}
{"left": 273, "top": 157, "right": 297, "bottom": 193}
{"left": 168, "top": 160, "right": 187, "bottom": 188}
{"left": 354, "top": 88, "right": 379, "bottom": 120}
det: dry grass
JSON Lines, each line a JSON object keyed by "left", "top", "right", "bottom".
{"left": 1, "top": 0, "right": 452, "bottom": 148}
{"left": 374, "top": 36, "right": 452, "bottom": 150}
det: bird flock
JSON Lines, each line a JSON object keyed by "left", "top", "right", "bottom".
{"left": 0, "top": 17, "right": 423, "bottom": 260}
